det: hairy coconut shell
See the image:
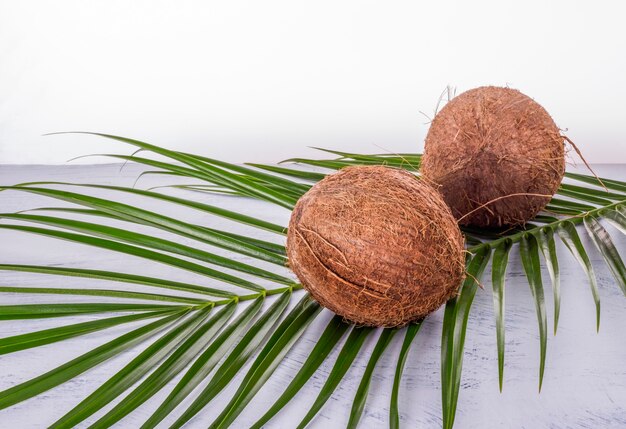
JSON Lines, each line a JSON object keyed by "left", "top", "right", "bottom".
{"left": 286, "top": 165, "right": 465, "bottom": 327}
{"left": 421, "top": 86, "right": 565, "bottom": 228}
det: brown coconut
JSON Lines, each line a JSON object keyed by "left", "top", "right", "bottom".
{"left": 421, "top": 86, "right": 565, "bottom": 228}
{"left": 286, "top": 165, "right": 465, "bottom": 327}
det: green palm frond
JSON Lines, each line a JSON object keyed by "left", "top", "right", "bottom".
{"left": 0, "top": 132, "right": 624, "bottom": 428}
{"left": 389, "top": 322, "right": 421, "bottom": 429}
{"left": 250, "top": 315, "right": 350, "bottom": 429}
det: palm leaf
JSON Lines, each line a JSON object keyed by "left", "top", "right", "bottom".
{"left": 16, "top": 180, "right": 287, "bottom": 234}
{"left": 1, "top": 134, "right": 625, "bottom": 429}
{"left": 295, "top": 326, "right": 373, "bottom": 429}
{"left": 520, "top": 234, "right": 548, "bottom": 392}
{"left": 49, "top": 306, "right": 221, "bottom": 428}
{"left": 54, "top": 132, "right": 298, "bottom": 208}
{"left": 0, "top": 310, "right": 188, "bottom": 410}
{"left": 348, "top": 328, "right": 396, "bottom": 429}
{"left": 0, "top": 302, "right": 183, "bottom": 320}
{"left": 1, "top": 185, "right": 286, "bottom": 264}
{"left": 250, "top": 315, "right": 350, "bottom": 429}
{"left": 491, "top": 238, "right": 512, "bottom": 391}
{"left": 0, "top": 224, "right": 267, "bottom": 293}
{"left": 0, "top": 310, "right": 174, "bottom": 355}
{"left": 0, "top": 263, "right": 235, "bottom": 298}
{"left": 19, "top": 206, "right": 286, "bottom": 256}
{"left": 178, "top": 294, "right": 320, "bottom": 429}
{"left": 59, "top": 303, "right": 237, "bottom": 428}
{"left": 0, "top": 285, "right": 207, "bottom": 304}
{"left": 537, "top": 227, "right": 561, "bottom": 334}
{"left": 143, "top": 291, "right": 291, "bottom": 429}
{"left": 0, "top": 212, "right": 289, "bottom": 283}
{"left": 441, "top": 247, "right": 491, "bottom": 429}
{"left": 604, "top": 208, "right": 626, "bottom": 234}
{"left": 584, "top": 216, "right": 626, "bottom": 294}
{"left": 390, "top": 322, "right": 422, "bottom": 429}
{"left": 557, "top": 221, "right": 601, "bottom": 330}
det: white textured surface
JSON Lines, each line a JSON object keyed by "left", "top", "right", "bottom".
{"left": 0, "top": 164, "right": 625, "bottom": 429}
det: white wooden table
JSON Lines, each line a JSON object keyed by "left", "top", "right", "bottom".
{"left": 0, "top": 164, "right": 625, "bottom": 429}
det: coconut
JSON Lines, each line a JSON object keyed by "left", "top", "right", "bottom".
{"left": 286, "top": 165, "right": 465, "bottom": 327}
{"left": 421, "top": 86, "right": 565, "bottom": 228}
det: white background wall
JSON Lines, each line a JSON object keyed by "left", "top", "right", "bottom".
{"left": 1, "top": 0, "right": 625, "bottom": 164}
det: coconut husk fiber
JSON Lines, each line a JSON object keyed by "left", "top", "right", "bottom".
{"left": 286, "top": 165, "right": 465, "bottom": 327}
{"left": 421, "top": 86, "right": 565, "bottom": 228}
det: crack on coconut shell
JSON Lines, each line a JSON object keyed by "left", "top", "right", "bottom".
{"left": 296, "top": 226, "right": 350, "bottom": 266}
{"left": 286, "top": 165, "right": 465, "bottom": 327}
{"left": 293, "top": 228, "right": 389, "bottom": 300}
{"left": 421, "top": 86, "right": 566, "bottom": 228}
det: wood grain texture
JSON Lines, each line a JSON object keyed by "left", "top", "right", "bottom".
{"left": 0, "top": 164, "right": 625, "bottom": 429}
